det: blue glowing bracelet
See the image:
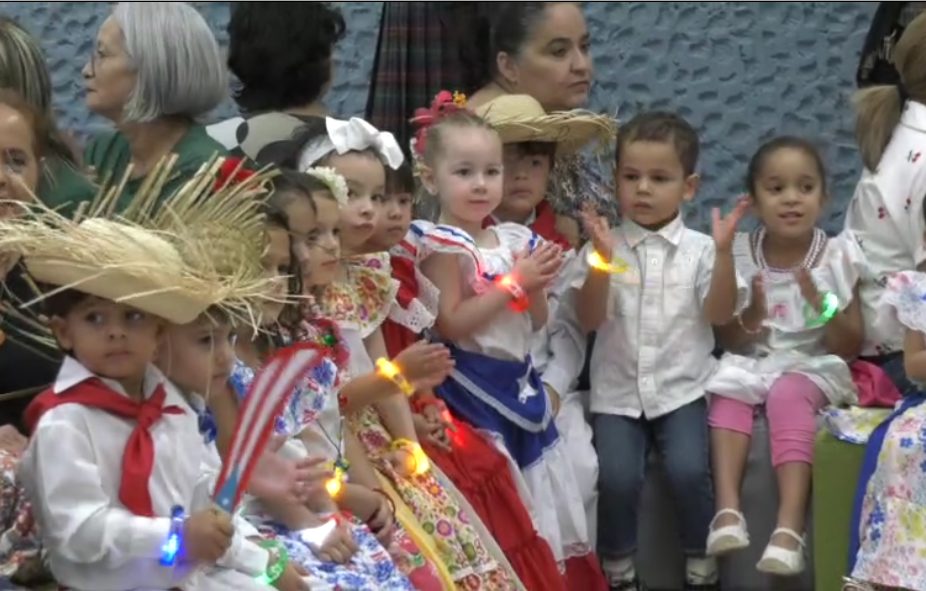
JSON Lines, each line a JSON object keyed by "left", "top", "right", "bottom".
{"left": 159, "top": 505, "right": 185, "bottom": 567}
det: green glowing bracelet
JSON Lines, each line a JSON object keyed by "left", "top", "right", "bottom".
{"left": 804, "top": 291, "right": 839, "bottom": 328}
{"left": 255, "top": 539, "right": 289, "bottom": 585}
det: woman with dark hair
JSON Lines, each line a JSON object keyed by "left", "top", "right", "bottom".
{"left": 0, "top": 17, "right": 96, "bottom": 214}
{"left": 466, "top": 2, "right": 593, "bottom": 113}
{"left": 207, "top": 2, "right": 346, "bottom": 160}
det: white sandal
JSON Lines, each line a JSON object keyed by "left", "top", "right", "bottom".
{"left": 706, "top": 508, "right": 749, "bottom": 556}
{"left": 756, "top": 527, "right": 805, "bottom": 576}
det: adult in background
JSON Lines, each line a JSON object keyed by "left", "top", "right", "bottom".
{"left": 81, "top": 2, "right": 227, "bottom": 210}
{"left": 207, "top": 2, "right": 346, "bottom": 163}
{"left": 0, "top": 17, "right": 95, "bottom": 213}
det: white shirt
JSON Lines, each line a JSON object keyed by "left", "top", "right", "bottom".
{"left": 844, "top": 100, "right": 926, "bottom": 356}
{"left": 567, "top": 216, "right": 746, "bottom": 419}
{"left": 19, "top": 357, "right": 270, "bottom": 591}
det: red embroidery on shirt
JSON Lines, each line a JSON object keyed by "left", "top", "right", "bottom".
{"left": 905, "top": 196, "right": 912, "bottom": 212}
{"left": 878, "top": 206, "right": 887, "bottom": 219}
{"left": 909, "top": 150, "right": 922, "bottom": 163}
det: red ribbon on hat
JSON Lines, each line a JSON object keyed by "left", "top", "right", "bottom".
{"left": 214, "top": 157, "right": 256, "bottom": 191}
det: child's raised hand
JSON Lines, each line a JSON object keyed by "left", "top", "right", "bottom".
{"left": 248, "top": 440, "right": 332, "bottom": 505}
{"left": 794, "top": 268, "right": 823, "bottom": 311}
{"left": 740, "top": 273, "right": 768, "bottom": 334}
{"left": 712, "top": 196, "right": 750, "bottom": 252}
{"left": 514, "top": 241, "right": 564, "bottom": 291}
{"left": 579, "top": 203, "right": 614, "bottom": 260}
{"left": 182, "top": 508, "right": 234, "bottom": 564}
{"left": 394, "top": 341, "right": 454, "bottom": 391}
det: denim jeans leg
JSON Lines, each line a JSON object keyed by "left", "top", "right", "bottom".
{"left": 593, "top": 412, "right": 648, "bottom": 558}
{"left": 652, "top": 398, "right": 714, "bottom": 556}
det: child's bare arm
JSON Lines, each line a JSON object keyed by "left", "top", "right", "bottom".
{"left": 903, "top": 328, "right": 926, "bottom": 383}
{"left": 422, "top": 253, "right": 511, "bottom": 341}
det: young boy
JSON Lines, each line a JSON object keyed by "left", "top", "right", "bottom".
{"left": 5, "top": 162, "right": 285, "bottom": 590}
{"left": 573, "top": 111, "right": 748, "bottom": 591}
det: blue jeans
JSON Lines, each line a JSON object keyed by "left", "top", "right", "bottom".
{"left": 593, "top": 398, "right": 714, "bottom": 559}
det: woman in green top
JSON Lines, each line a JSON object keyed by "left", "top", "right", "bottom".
{"left": 0, "top": 17, "right": 96, "bottom": 214}
{"left": 81, "top": 2, "right": 228, "bottom": 210}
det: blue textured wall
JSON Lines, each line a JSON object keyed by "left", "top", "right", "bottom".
{"left": 6, "top": 1, "right": 876, "bottom": 232}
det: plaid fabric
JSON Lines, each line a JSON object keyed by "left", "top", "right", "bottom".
{"left": 365, "top": 2, "right": 486, "bottom": 160}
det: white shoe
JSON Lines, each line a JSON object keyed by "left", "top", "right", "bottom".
{"left": 756, "top": 528, "right": 805, "bottom": 575}
{"left": 706, "top": 508, "right": 749, "bottom": 556}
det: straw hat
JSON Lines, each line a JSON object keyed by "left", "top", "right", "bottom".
{"left": 0, "top": 156, "right": 283, "bottom": 329}
{"left": 474, "top": 94, "right": 616, "bottom": 154}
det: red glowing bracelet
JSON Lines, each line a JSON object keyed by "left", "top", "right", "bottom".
{"left": 494, "top": 273, "right": 530, "bottom": 313}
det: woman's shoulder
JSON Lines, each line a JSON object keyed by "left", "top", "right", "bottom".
{"left": 38, "top": 157, "right": 98, "bottom": 213}
{"left": 84, "top": 130, "right": 129, "bottom": 172}
{"left": 176, "top": 124, "right": 227, "bottom": 167}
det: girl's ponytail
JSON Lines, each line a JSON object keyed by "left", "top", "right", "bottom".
{"left": 853, "top": 11, "right": 926, "bottom": 171}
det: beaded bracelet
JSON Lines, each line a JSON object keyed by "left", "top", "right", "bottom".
{"left": 804, "top": 291, "right": 839, "bottom": 328}
{"left": 159, "top": 505, "right": 185, "bottom": 567}
{"left": 390, "top": 438, "right": 430, "bottom": 475}
{"left": 375, "top": 358, "right": 416, "bottom": 396}
{"left": 255, "top": 539, "right": 289, "bottom": 585}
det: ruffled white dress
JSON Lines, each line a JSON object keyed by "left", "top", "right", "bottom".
{"left": 705, "top": 231, "right": 865, "bottom": 406}
{"left": 421, "top": 221, "right": 593, "bottom": 564}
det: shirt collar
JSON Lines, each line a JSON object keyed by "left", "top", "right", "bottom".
{"left": 901, "top": 100, "right": 926, "bottom": 135}
{"left": 53, "top": 355, "right": 170, "bottom": 400}
{"left": 491, "top": 209, "right": 537, "bottom": 227}
{"left": 621, "top": 214, "right": 686, "bottom": 249}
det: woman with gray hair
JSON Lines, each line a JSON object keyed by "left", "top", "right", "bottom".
{"left": 0, "top": 17, "right": 96, "bottom": 213}
{"left": 81, "top": 2, "right": 227, "bottom": 210}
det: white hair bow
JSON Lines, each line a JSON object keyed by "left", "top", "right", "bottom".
{"left": 298, "top": 117, "right": 405, "bottom": 172}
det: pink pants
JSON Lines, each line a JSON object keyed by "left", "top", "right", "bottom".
{"left": 707, "top": 373, "right": 827, "bottom": 467}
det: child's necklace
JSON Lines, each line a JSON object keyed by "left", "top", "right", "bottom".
{"left": 751, "top": 226, "right": 827, "bottom": 272}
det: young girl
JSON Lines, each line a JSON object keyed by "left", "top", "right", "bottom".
{"left": 846, "top": 266, "right": 926, "bottom": 591}
{"left": 246, "top": 172, "right": 462, "bottom": 589}
{"left": 360, "top": 151, "right": 569, "bottom": 591}
{"left": 414, "top": 107, "right": 605, "bottom": 588}
{"left": 705, "top": 137, "right": 865, "bottom": 575}
{"left": 299, "top": 160, "right": 518, "bottom": 588}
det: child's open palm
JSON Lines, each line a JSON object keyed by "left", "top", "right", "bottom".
{"left": 795, "top": 268, "right": 823, "bottom": 311}
{"left": 514, "top": 241, "right": 563, "bottom": 291}
{"left": 579, "top": 203, "right": 614, "bottom": 259}
{"left": 712, "top": 197, "right": 750, "bottom": 252}
{"left": 394, "top": 341, "right": 454, "bottom": 391}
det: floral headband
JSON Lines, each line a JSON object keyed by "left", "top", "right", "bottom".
{"left": 409, "top": 90, "right": 468, "bottom": 159}
{"left": 304, "top": 166, "right": 349, "bottom": 208}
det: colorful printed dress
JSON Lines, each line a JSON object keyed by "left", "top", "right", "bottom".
{"left": 227, "top": 350, "right": 415, "bottom": 591}
{"left": 848, "top": 271, "right": 926, "bottom": 591}
{"left": 320, "top": 257, "right": 520, "bottom": 590}
{"left": 0, "top": 448, "right": 41, "bottom": 585}
{"left": 380, "top": 225, "right": 568, "bottom": 591}
{"left": 418, "top": 222, "right": 606, "bottom": 589}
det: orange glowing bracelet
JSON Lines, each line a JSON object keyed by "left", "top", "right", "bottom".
{"left": 376, "top": 358, "right": 415, "bottom": 396}
{"left": 494, "top": 273, "right": 530, "bottom": 312}
{"left": 324, "top": 458, "right": 350, "bottom": 498}
{"left": 586, "top": 250, "right": 629, "bottom": 274}
{"left": 391, "top": 438, "right": 430, "bottom": 475}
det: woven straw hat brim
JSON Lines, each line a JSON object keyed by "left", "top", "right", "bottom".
{"left": 488, "top": 114, "right": 615, "bottom": 154}
{"left": 25, "top": 259, "right": 212, "bottom": 325}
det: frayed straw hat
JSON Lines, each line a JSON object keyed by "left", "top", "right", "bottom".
{"left": 474, "top": 94, "right": 616, "bottom": 154}
{"left": 0, "top": 156, "right": 283, "bottom": 328}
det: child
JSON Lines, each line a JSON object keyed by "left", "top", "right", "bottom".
{"left": 360, "top": 152, "right": 568, "bottom": 591}
{"left": 10, "top": 208, "right": 275, "bottom": 589}
{"left": 413, "top": 105, "right": 606, "bottom": 589}
{"left": 475, "top": 93, "right": 616, "bottom": 542}
{"left": 246, "top": 171, "right": 454, "bottom": 589}
{"left": 704, "top": 137, "right": 864, "bottom": 575}
{"left": 573, "top": 111, "right": 748, "bottom": 591}
{"left": 843, "top": 10, "right": 926, "bottom": 395}
{"left": 846, "top": 266, "right": 926, "bottom": 591}
{"left": 299, "top": 162, "right": 518, "bottom": 589}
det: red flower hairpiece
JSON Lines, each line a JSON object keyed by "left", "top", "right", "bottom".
{"left": 410, "top": 90, "right": 468, "bottom": 158}
{"left": 214, "top": 157, "right": 257, "bottom": 191}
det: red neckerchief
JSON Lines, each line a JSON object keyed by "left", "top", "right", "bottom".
{"left": 25, "top": 380, "right": 184, "bottom": 517}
